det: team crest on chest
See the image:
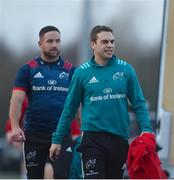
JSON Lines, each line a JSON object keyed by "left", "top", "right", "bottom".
{"left": 59, "top": 72, "right": 69, "bottom": 80}
{"left": 113, "top": 72, "right": 124, "bottom": 80}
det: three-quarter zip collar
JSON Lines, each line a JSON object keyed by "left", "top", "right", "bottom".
{"left": 89, "top": 55, "right": 116, "bottom": 67}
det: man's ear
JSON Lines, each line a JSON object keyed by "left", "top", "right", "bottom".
{"left": 90, "top": 41, "right": 95, "bottom": 49}
{"left": 38, "top": 41, "right": 41, "bottom": 46}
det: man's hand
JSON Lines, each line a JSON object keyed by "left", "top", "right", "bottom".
{"left": 11, "top": 127, "right": 26, "bottom": 142}
{"left": 49, "top": 144, "right": 61, "bottom": 161}
{"left": 6, "top": 131, "right": 23, "bottom": 149}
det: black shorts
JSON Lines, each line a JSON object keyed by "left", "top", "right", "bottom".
{"left": 23, "top": 131, "right": 73, "bottom": 179}
{"left": 77, "top": 131, "right": 129, "bottom": 179}
{"left": 52, "top": 136, "right": 73, "bottom": 178}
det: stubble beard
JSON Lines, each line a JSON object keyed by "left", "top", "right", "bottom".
{"left": 43, "top": 49, "right": 60, "bottom": 60}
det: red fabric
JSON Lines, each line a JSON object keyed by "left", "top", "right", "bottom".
{"left": 27, "top": 59, "right": 39, "bottom": 68}
{"left": 71, "top": 119, "right": 81, "bottom": 136}
{"left": 5, "top": 97, "right": 28, "bottom": 132}
{"left": 128, "top": 133, "right": 167, "bottom": 179}
{"left": 13, "top": 87, "right": 26, "bottom": 91}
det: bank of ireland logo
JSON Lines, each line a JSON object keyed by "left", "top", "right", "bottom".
{"left": 113, "top": 72, "right": 124, "bottom": 80}
{"left": 48, "top": 80, "right": 57, "bottom": 85}
{"left": 103, "top": 88, "right": 112, "bottom": 94}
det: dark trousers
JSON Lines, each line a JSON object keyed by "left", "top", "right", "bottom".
{"left": 23, "top": 131, "right": 73, "bottom": 179}
{"left": 77, "top": 131, "right": 129, "bottom": 179}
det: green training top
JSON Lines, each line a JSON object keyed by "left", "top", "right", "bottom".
{"left": 52, "top": 55, "right": 153, "bottom": 144}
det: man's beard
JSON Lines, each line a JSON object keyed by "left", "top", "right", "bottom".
{"left": 43, "top": 49, "right": 60, "bottom": 59}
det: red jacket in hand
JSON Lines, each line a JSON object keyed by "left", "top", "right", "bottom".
{"left": 128, "top": 133, "right": 167, "bottom": 179}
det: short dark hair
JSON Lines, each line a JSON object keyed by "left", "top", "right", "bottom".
{"left": 39, "top": 26, "right": 60, "bottom": 38}
{"left": 90, "top": 25, "right": 113, "bottom": 42}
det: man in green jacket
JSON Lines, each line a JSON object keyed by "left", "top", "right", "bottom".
{"left": 49, "top": 25, "right": 153, "bottom": 179}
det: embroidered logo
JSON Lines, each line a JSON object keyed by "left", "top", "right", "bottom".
{"left": 26, "top": 151, "right": 39, "bottom": 167}
{"left": 103, "top": 88, "right": 112, "bottom": 94}
{"left": 34, "top": 72, "right": 44, "bottom": 78}
{"left": 47, "top": 80, "right": 57, "bottom": 85}
{"left": 113, "top": 72, "right": 124, "bottom": 80}
{"left": 59, "top": 72, "right": 69, "bottom": 80}
{"left": 86, "top": 159, "right": 96, "bottom": 169}
{"left": 26, "top": 151, "right": 37, "bottom": 161}
{"left": 89, "top": 76, "right": 99, "bottom": 84}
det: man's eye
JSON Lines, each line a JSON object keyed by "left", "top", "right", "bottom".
{"left": 47, "top": 40, "right": 53, "bottom": 43}
{"left": 102, "top": 40, "right": 108, "bottom": 44}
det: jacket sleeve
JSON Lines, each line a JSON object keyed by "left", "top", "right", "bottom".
{"left": 127, "top": 64, "right": 153, "bottom": 133}
{"left": 52, "top": 69, "right": 83, "bottom": 144}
